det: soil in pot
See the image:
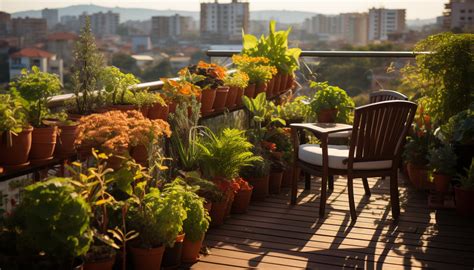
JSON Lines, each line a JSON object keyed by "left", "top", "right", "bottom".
{"left": 255, "top": 82, "right": 267, "bottom": 96}
{"left": 200, "top": 89, "right": 216, "bottom": 115}
{"left": 30, "top": 126, "right": 58, "bottom": 164}
{"left": 225, "top": 86, "right": 239, "bottom": 108}
{"left": 247, "top": 175, "right": 269, "bottom": 201}
{"left": 84, "top": 255, "right": 116, "bottom": 270}
{"left": 244, "top": 84, "right": 256, "bottom": 99}
{"left": 162, "top": 233, "right": 185, "bottom": 268}
{"left": 269, "top": 170, "right": 284, "bottom": 194}
{"left": 433, "top": 173, "right": 451, "bottom": 193}
{"left": 231, "top": 188, "right": 253, "bottom": 214}
{"left": 0, "top": 127, "right": 33, "bottom": 169}
{"left": 129, "top": 245, "right": 165, "bottom": 270}
{"left": 234, "top": 87, "right": 245, "bottom": 107}
{"left": 454, "top": 186, "right": 474, "bottom": 216}
{"left": 56, "top": 124, "right": 78, "bottom": 157}
{"left": 181, "top": 236, "right": 204, "bottom": 264}
{"left": 317, "top": 108, "right": 338, "bottom": 123}
{"left": 213, "top": 86, "right": 229, "bottom": 112}
{"left": 210, "top": 199, "right": 228, "bottom": 227}
{"left": 148, "top": 103, "right": 169, "bottom": 120}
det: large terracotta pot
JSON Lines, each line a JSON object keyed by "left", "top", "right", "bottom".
{"left": 162, "top": 233, "right": 185, "bottom": 268}
{"left": 139, "top": 106, "right": 149, "bottom": 118}
{"left": 279, "top": 73, "right": 289, "bottom": 93}
{"left": 200, "top": 89, "right": 216, "bottom": 115}
{"left": 267, "top": 76, "right": 276, "bottom": 97}
{"left": 30, "top": 126, "right": 58, "bottom": 164}
{"left": 231, "top": 188, "right": 253, "bottom": 214}
{"left": 225, "top": 86, "right": 239, "bottom": 108}
{"left": 454, "top": 186, "right": 474, "bottom": 216}
{"left": 210, "top": 199, "right": 228, "bottom": 227}
{"left": 317, "top": 108, "right": 338, "bottom": 123}
{"left": 0, "top": 127, "right": 33, "bottom": 169}
{"left": 108, "top": 104, "right": 136, "bottom": 112}
{"left": 235, "top": 87, "right": 245, "bottom": 107}
{"left": 281, "top": 166, "right": 293, "bottom": 188}
{"left": 433, "top": 173, "right": 451, "bottom": 193}
{"left": 67, "top": 113, "right": 85, "bottom": 122}
{"left": 225, "top": 191, "right": 235, "bottom": 217}
{"left": 247, "top": 175, "right": 269, "bottom": 201}
{"left": 273, "top": 74, "right": 282, "bottom": 95}
{"left": 286, "top": 74, "right": 295, "bottom": 90}
{"left": 269, "top": 170, "right": 283, "bottom": 194}
{"left": 255, "top": 82, "right": 267, "bottom": 97}
{"left": 84, "top": 255, "right": 116, "bottom": 270}
{"left": 130, "top": 144, "right": 148, "bottom": 166}
{"left": 407, "top": 163, "right": 430, "bottom": 190}
{"left": 148, "top": 103, "right": 169, "bottom": 120}
{"left": 181, "top": 236, "right": 204, "bottom": 264}
{"left": 168, "top": 101, "right": 178, "bottom": 114}
{"left": 244, "top": 84, "right": 256, "bottom": 99}
{"left": 56, "top": 124, "right": 78, "bottom": 157}
{"left": 213, "top": 86, "right": 229, "bottom": 112}
{"left": 129, "top": 245, "right": 165, "bottom": 270}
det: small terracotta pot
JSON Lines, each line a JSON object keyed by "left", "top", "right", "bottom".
{"left": 433, "top": 173, "right": 451, "bottom": 193}
{"left": 286, "top": 74, "right": 295, "bottom": 90}
{"left": 273, "top": 73, "right": 282, "bottom": 94}
{"left": 247, "top": 175, "right": 269, "bottom": 201}
{"left": 407, "top": 163, "right": 430, "bottom": 190}
{"left": 200, "top": 89, "right": 216, "bottom": 115}
{"left": 139, "top": 106, "right": 149, "bottom": 118}
{"left": 279, "top": 73, "right": 289, "bottom": 93}
{"left": 244, "top": 84, "right": 256, "bottom": 99}
{"left": 213, "top": 86, "right": 229, "bottom": 112}
{"left": 109, "top": 104, "right": 136, "bottom": 112}
{"left": 225, "top": 86, "right": 239, "bottom": 108}
{"left": 269, "top": 170, "right": 283, "bottom": 194}
{"left": 317, "top": 108, "right": 338, "bottom": 123}
{"left": 130, "top": 144, "right": 148, "bottom": 166}
{"left": 129, "top": 245, "right": 165, "bottom": 270}
{"left": 0, "top": 127, "right": 33, "bottom": 169}
{"left": 281, "top": 166, "right": 293, "bottom": 188}
{"left": 181, "top": 236, "right": 204, "bottom": 264}
{"left": 30, "top": 126, "right": 58, "bottom": 164}
{"left": 454, "top": 186, "right": 474, "bottom": 216}
{"left": 56, "top": 124, "right": 78, "bottom": 157}
{"left": 210, "top": 199, "right": 228, "bottom": 227}
{"left": 162, "top": 233, "right": 185, "bottom": 268}
{"left": 225, "top": 192, "right": 235, "bottom": 217}
{"left": 84, "top": 255, "right": 116, "bottom": 270}
{"left": 267, "top": 76, "right": 276, "bottom": 97}
{"left": 232, "top": 188, "right": 253, "bottom": 214}
{"left": 204, "top": 201, "right": 212, "bottom": 212}
{"left": 270, "top": 151, "right": 283, "bottom": 160}
{"left": 168, "top": 101, "right": 178, "bottom": 114}
{"left": 67, "top": 113, "right": 85, "bottom": 122}
{"left": 255, "top": 82, "right": 267, "bottom": 96}
{"left": 234, "top": 87, "right": 245, "bottom": 107}
{"left": 148, "top": 102, "right": 169, "bottom": 120}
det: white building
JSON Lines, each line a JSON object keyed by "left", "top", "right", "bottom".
{"left": 444, "top": 0, "right": 474, "bottom": 30}
{"left": 368, "top": 8, "right": 406, "bottom": 41}
{"left": 42, "top": 8, "right": 59, "bottom": 29}
{"left": 79, "top": 11, "right": 119, "bottom": 37}
{"left": 131, "top": 35, "right": 152, "bottom": 53}
{"left": 200, "top": 0, "right": 250, "bottom": 40}
{"left": 9, "top": 48, "right": 63, "bottom": 83}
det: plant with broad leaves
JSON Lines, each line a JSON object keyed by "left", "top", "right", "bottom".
{"left": 309, "top": 81, "right": 355, "bottom": 124}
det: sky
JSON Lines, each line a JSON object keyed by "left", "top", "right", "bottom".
{"left": 0, "top": 0, "right": 446, "bottom": 19}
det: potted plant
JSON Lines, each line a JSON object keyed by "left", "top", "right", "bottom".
{"left": 231, "top": 177, "right": 253, "bottom": 214}
{"left": 265, "top": 128, "right": 291, "bottom": 194}
{"left": 232, "top": 55, "right": 276, "bottom": 98}
{"left": 160, "top": 76, "right": 202, "bottom": 114}
{"left": 6, "top": 177, "right": 92, "bottom": 269}
{"left": 101, "top": 66, "right": 140, "bottom": 112}
{"left": 309, "top": 81, "right": 354, "bottom": 123}
{"left": 240, "top": 154, "right": 271, "bottom": 201}
{"left": 11, "top": 66, "right": 61, "bottom": 163}
{"left": 134, "top": 91, "right": 166, "bottom": 119}
{"left": 427, "top": 144, "right": 457, "bottom": 193}
{"left": 454, "top": 158, "right": 474, "bottom": 216}
{"left": 0, "top": 94, "right": 32, "bottom": 169}
{"left": 51, "top": 112, "right": 79, "bottom": 157}
{"left": 224, "top": 71, "right": 249, "bottom": 108}
{"left": 277, "top": 96, "right": 310, "bottom": 124}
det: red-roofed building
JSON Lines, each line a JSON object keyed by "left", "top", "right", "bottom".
{"left": 9, "top": 47, "right": 63, "bottom": 82}
{"left": 46, "top": 32, "right": 77, "bottom": 65}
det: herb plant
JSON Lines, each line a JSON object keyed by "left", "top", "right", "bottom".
{"left": 309, "top": 81, "right": 354, "bottom": 124}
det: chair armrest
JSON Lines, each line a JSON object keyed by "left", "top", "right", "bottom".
{"left": 290, "top": 123, "right": 353, "bottom": 136}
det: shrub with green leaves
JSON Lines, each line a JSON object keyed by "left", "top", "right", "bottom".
{"left": 309, "top": 81, "right": 354, "bottom": 124}
{"left": 102, "top": 66, "right": 140, "bottom": 105}
{"left": 439, "top": 105, "right": 474, "bottom": 145}
{"left": 277, "top": 96, "right": 310, "bottom": 123}
{"left": 456, "top": 158, "right": 474, "bottom": 189}
{"left": 0, "top": 94, "right": 26, "bottom": 134}
{"left": 427, "top": 144, "right": 457, "bottom": 175}
{"left": 224, "top": 71, "right": 250, "bottom": 89}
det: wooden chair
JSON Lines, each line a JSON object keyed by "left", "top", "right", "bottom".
{"left": 290, "top": 100, "right": 417, "bottom": 221}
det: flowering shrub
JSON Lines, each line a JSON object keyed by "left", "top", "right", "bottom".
{"left": 180, "top": 61, "right": 227, "bottom": 90}
{"left": 75, "top": 110, "right": 171, "bottom": 155}
{"left": 160, "top": 78, "right": 201, "bottom": 103}
{"left": 232, "top": 55, "right": 277, "bottom": 84}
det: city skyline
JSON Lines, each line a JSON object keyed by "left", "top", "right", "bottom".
{"left": 1, "top": 0, "right": 445, "bottom": 20}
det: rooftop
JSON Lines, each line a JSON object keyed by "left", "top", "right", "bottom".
{"left": 10, "top": 47, "right": 54, "bottom": 58}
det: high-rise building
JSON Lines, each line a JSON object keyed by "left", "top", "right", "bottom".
{"left": 304, "top": 14, "right": 341, "bottom": 35}
{"left": 0, "top": 12, "right": 12, "bottom": 37}
{"left": 60, "top": 15, "right": 80, "bottom": 32}
{"left": 368, "top": 8, "right": 406, "bottom": 41}
{"left": 151, "top": 14, "right": 194, "bottom": 41}
{"left": 46, "top": 32, "right": 77, "bottom": 65}
{"left": 42, "top": 8, "right": 59, "bottom": 29}
{"left": 79, "top": 11, "right": 119, "bottom": 37}
{"left": 340, "top": 13, "right": 368, "bottom": 46}
{"left": 443, "top": 0, "right": 474, "bottom": 30}
{"left": 12, "top": 17, "right": 48, "bottom": 45}
{"left": 200, "top": 0, "right": 250, "bottom": 41}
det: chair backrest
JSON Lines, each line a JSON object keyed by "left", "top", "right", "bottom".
{"left": 369, "top": 90, "right": 408, "bottom": 104}
{"left": 347, "top": 100, "right": 417, "bottom": 169}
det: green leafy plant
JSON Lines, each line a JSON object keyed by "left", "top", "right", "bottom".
{"left": 133, "top": 91, "right": 165, "bottom": 109}
{"left": 224, "top": 71, "right": 250, "bottom": 89}
{"left": 102, "top": 66, "right": 140, "bottom": 105}
{"left": 0, "top": 93, "right": 26, "bottom": 134}
{"left": 10, "top": 66, "right": 61, "bottom": 127}
{"left": 309, "top": 81, "right": 354, "bottom": 124}
{"left": 182, "top": 171, "right": 224, "bottom": 203}
{"left": 439, "top": 105, "right": 474, "bottom": 145}
{"left": 276, "top": 95, "right": 310, "bottom": 124}
{"left": 232, "top": 55, "right": 276, "bottom": 84}
{"left": 427, "top": 144, "right": 457, "bottom": 175}
{"left": 403, "top": 107, "right": 434, "bottom": 166}
{"left": 456, "top": 158, "right": 474, "bottom": 189}
{"left": 240, "top": 154, "right": 271, "bottom": 179}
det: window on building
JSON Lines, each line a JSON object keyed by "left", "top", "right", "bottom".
{"left": 460, "top": 9, "right": 465, "bottom": 13}
{"left": 32, "top": 59, "right": 41, "bottom": 67}
{"left": 460, "top": 16, "right": 465, "bottom": 20}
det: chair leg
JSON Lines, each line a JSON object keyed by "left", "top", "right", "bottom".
{"left": 305, "top": 173, "right": 311, "bottom": 190}
{"left": 319, "top": 174, "right": 327, "bottom": 218}
{"left": 290, "top": 164, "right": 299, "bottom": 205}
{"left": 347, "top": 176, "right": 357, "bottom": 221}
{"left": 362, "top": 177, "right": 371, "bottom": 197}
{"left": 390, "top": 171, "right": 400, "bottom": 220}
{"left": 328, "top": 175, "right": 334, "bottom": 190}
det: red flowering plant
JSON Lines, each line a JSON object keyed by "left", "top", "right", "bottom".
{"left": 403, "top": 104, "right": 435, "bottom": 166}
{"left": 233, "top": 177, "right": 253, "bottom": 192}
{"left": 180, "top": 61, "right": 227, "bottom": 90}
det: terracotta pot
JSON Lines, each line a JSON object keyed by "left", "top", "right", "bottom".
{"left": 267, "top": 76, "right": 276, "bottom": 97}
{"left": 148, "top": 103, "right": 169, "bottom": 120}
{"left": 454, "top": 186, "right": 474, "bottom": 216}
{"left": 129, "top": 245, "right": 165, "bottom": 270}
{"left": 317, "top": 108, "right": 338, "bottom": 123}
{"left": 273, "top": 74, "right": 282, "bottom": 95}
{"left": 106, "top": 152, "right": 128, "bottom": 171}
{"left": 162, "top": 233, "right": 185, "bottom": 268}
{"left": 247, "top": 175, "right": 269, "bottom": 201}
{"left": 210, "top": 199, "right": 228, "bottom": 227}
{"left": 181, "top": 236, "right": 204, "bottom": 264}
{"left": 255, "top": 82, "right": 267, "bottom": 96}
{"left": 232, "top": 188, "right": 253, "bottom": 214}
{"left": 200, "top": 89, "right": 216, "bottom": 115}
{"left": 94, "top": 107, "right": 111, "bottom": 113}
{"left": 67, "top": 113, "right": 85, "bottom": 122}
{"left": 225, "top": 192, "right": 235, "bottom": 217}
{"left": 30, "top": 126, "right": 58, "bottom": 164}
{"left": 286, "top": 74, "right": 295, "bottom": 90}
{"left": 130, "top": 144, "right": 148, "bottom": 166}
{"left": 244, "top": 84, "right": 256, "bottom": 99}
{"left": 269, "top": 170, "right": 283, "bottom": 194}
{"left": 281, "top": 166, "right": 294, "bottom": 188}
{"left": 234, "top": 87, "right": 245, "bottom": 107}
{"left": 204, "top": 201, "right": 212, "bottom": 212}
{"left": 279, "top": 73, "right": 289, "bottom": 93}
{"left": 108, "top": 104, "right": 136, "bottom": 112}
{"left": 433, "top": 173, "right": 451, "bottom": 193}
{"left": 213, "top": 86, "right": 229, "bottom": 112}
{"left": 139, "top": 106, "right": 149, "bottom": 118}
{"left": 84, "top": 255, "right": 116, "bottom": 270}
{"left": 225, "top": 86, "right": 239, "bottom": 108}
{"left": 56, "top": 124, "right": 78, "bottom": 157}
{"left": 168, "top": 101, "right": 178, "bottom": 114}
{"left": 0, "top": 127, "right": 33, "bottom": 169}
{"left": 407, "top": 163, "right": 430, "bottom": 190}
{"left": 270, "top": 151, "right": 283, "bottom": 160}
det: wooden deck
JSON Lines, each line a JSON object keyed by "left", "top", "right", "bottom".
{"left": 192, "top": 174, "right": 474, "bottom": 269}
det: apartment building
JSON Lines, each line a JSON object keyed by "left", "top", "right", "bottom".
{"left": 340, "top": 13, "right": 369, "bottom": 46}
{"left": 443, "top": 0, "right": 474, "bottom": 30}
{"left": 79, "top": 11, "right": 119, "bottom": 37}
{"left": 151, "top": 14, "right": 194, "bottom": 41}
{"left": 304, "top": 13, "right": 368, "bottom": 45}
{"left": 12, "top": 17, "right": 48, "bottom": 45}
{"left": 200, "top": 0, "right": 250, "bottom": 40}
{"left": 0, "top": 12, "right": 12, "bottom": 37}
{"left": 41, "top": 8, "right": 59, "bottom": 29}
{"left": 368, "top": 8, "right": 406, "bottom": 41}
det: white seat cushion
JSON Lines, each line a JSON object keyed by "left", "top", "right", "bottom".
{"left": 298, "top": 144, "right": 392, "bottom": 170}
{"left": 328, "top": 130, "right": 352, "bottom": 138}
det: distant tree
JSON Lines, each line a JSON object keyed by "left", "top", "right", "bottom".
{"left": 141, "top": 60, "right": 173, "bottom": 82}
{"left": 111, "top": 53, "right": 141, "bottom": 77}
